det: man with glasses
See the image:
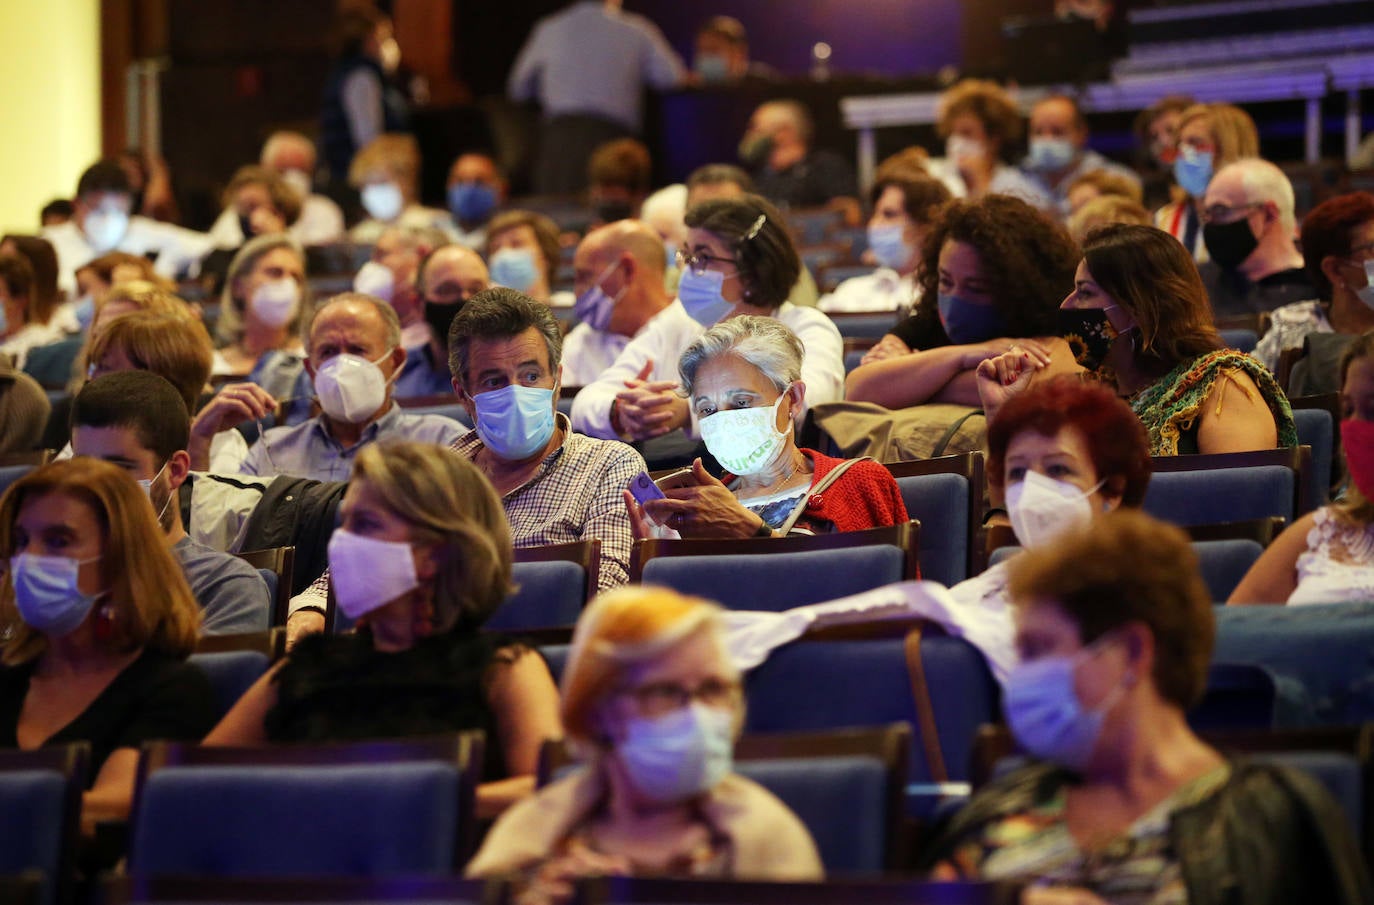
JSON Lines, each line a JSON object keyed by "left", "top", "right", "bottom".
{"left": 1199, "top": 158, "right": 1315, "bottom": 319}
{"left": 394, "top": 244, "right": 490, "bottom": 399}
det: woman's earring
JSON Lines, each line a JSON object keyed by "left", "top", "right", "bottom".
{"left": 95, "top": 603, "right": 115, "bottom": 641}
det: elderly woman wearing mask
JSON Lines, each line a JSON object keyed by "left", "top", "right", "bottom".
{"left": 624, "top": 316, "right": 907, "bottom": 539}
{"left": 467, "top": 586, "right": 821, "bottom": 899}
{"left": 920, "top": 510, "right": 1372, "bottom": 905}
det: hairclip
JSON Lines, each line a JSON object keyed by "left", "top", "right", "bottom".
{"left": 744, "top": 214, "right": 767, "bottom": 241}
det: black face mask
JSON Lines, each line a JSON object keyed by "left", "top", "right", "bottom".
{"left": 595, "top": 199, "right": 635, "bottom": 224}
{"left": 1059, "top": 307, "right": 1118, "bottom": 372}
{"left": 423, "top": 300, "right": 463, "bottom": 349}
{"left": 1203, "top": 218, "right": 1259, "bottom": 271}
{"left": 238, "top": 213, "right": 256, "bottom": 240}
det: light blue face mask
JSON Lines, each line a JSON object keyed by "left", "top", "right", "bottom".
{"left": 937, "top": 292, "right": 1006, "bottom": 345}
{"left": 73, "top": 294, "right": 96, "bottom": 332}
{"left": 473, "top": 384, "right": 556, "bottom": 461}
{"left": 1002, "top": 634, "right": 1127, "bottom": 772}
{"left": 677, "top": 267, "right": 734, "bottom": 327}
{"left": 1173, "top": 146, "right": 1214, "bottom": 199}
{"left": 1026, "top": 137, "right": 1076, "bottom": 173}
{"left": 866, "top": 222, "right": 913, "bottom": 271}
{"left": 616, "top": 703, "right": 735, "bottom": 802}
{"left": 9, "top": 552, "right": 104, "bottom": 636}
{"left": 489, "top": 247, "right": 540, "bottom": 293}
{"left": 695, "top": 54, "right": 730, "bottom": 85}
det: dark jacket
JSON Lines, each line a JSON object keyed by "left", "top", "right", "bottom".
{"left": 919, "top": 760, "right": 1372, "bottom": 905}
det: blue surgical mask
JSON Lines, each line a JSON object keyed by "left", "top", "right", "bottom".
{"left": 448, "top": 182, "right": 498, "bottom": 224}
{"left": 1026, "top": 137, "right": 1077, "bottom": 173}
{"left": 489, "top": 248, "right": 540, "bottom": 293}
{"left": 866, "top": 223, "right": 913, "bottom": 271}
{"left": 73, "top": 294, "right": 96, "bottom": 332}
{"left": 616, "top": 703, "right": 734, "bottom": 803}
{"left": 0, "top": 302, "right": 7, "bottom": 336}
{"left": 937, "top": 292, "right": 1005, "bottom": 344}
{"left": 1173, "top": 146, "right": 1214, "bottom": 199}
{"left": 473, "top": 384, "right": 556, "bottom": 461}
{"left": 1003, "top": 636, "right": 1127, "bottom": 772}
{"left": 677, "top": 267, "right": 734, "bottom": 327}
{"left": 695, "top": 54, "right": 730, "bottom": 84}
{"left": 574, "top": 259, "right": 625, "bottom": 332}
{"left": 9, "top": 552, "right": 104, "bottom": 636}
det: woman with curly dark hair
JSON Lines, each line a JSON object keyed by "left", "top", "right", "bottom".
{"left": 846, "top": 194, "right": 1078, "bottom": 409}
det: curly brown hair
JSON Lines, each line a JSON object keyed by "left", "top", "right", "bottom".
{"left": 936, "top": 79, "right": 1024, "bottom": 162}
{"left": 911, "top": 195, "right": 1078, "bottom": 341}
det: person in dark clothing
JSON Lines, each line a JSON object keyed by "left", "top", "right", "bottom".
{"left": 740, "top": 100, "right": 858, "bottom": 217}
{"left": 319, "top": 5, "right": 409, "bottom": 186}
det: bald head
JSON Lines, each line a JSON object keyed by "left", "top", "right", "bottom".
{"left": 419, "top": 244, "right": 489, "bottom": 305}
{"left": 583, "top": 220, "right": 667, "bottom": 276}
{"left": 573, "top": 220, "right": 672, "bottom": 337}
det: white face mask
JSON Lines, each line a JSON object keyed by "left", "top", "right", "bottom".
{"left": 83, "top": 209, "right": 130, "bottom": 253}
{"left": 326, "top": 528, "right": 420, "bottom": 620}
{"left": 361, "top": 182, "right": 404, "bottom": 222}
{"left": 1005, "top": 470, "right": 1104, "bottom": 550}
{"left": 945, "top": 135, "right": 986, "bottom": 166}
{"left": 313, "top": 349, "right": 394, "bottom": 423}
{"left": 615, "top": 703, "right": 734, "bottom": 803}
{"left": 137, "top": 462, "right": 174, "bottom": 526}
{"left": 248, "top": 277, "right": 301, "bottom": 328}
{"left": 280, "top": 169, "right": 312, "bottom": 199}
{"left": 698, "top": 392, "right": 791, "bottom": 476}
{"left": 353, "top": 260, "right": 396, "bottom": 303}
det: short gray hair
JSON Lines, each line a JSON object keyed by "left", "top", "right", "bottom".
{"left": 1227, "top": 158, "right": 1297, "bottom": 234}
{"left": 678, "top": 315, "right": 803, "bottom": 397}
{"left": 305, "top": 292, "right": 403, "bottom": 351}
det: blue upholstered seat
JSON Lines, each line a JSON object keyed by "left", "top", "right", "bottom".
{"left": 188, "top": 651, "right": 271, "bottom": 721}
{"left": 487, "top": 559, "right": 587, "bottom": 631}
{"left": 893, "top": 472, "right": 970, "bottom": 586}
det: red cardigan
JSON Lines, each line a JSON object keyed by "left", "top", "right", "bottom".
{"left": 799, "top": 449, "right": 909, "bottom": 533}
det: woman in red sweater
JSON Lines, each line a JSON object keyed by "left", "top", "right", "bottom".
{"left": 623, "top": 316, "right": 907, "bottom": 538}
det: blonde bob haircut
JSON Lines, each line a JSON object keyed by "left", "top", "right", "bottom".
{"left": 348, "top": 133, "right": 421, "bottom": 195}
{"left": 0, "top": 458, "right": 200, "bottom": 666}
{"left": 561, "top": 587, "right": 734, "bottom": 746}
{"left": 348, "top": 441, "right": 513, "bottom": 634}
{"left": 86, "top": 311, "right": 214, "bottom": 414}
{"left": 216, "top": 234, "right": 310, "bottom": 345}
{"left": 1178, "top": 103, "right": 1259, "bottom": 170}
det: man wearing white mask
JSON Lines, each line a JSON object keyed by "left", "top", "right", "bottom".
{"left": 1020, "top": 95, "right": 1140, "bottom": 218}
{"left": 564, "top": 220, "right": 672, "bottom": 386}
{"left": 395, "top": 244, "right": 490, "bottom": 399}
{"left": 352, "top": 224, "right": 448, "bottom": 350}
{"left": 44, "top": 159, "right": 214, "bottom": 295}
{"left": 188, "top": 293, "right": 462, "bottom": 481}
{"left": 285, "top": 288, "right": 645, "bottom": 644}
{"left": 206, "top": 133, "right": 345, "bottom": 248}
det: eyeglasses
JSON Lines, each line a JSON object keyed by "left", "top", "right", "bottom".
{"left": 676, "top": 248, "right": 737, "bottom": 277}
{"left": 1200, "top": 202, "right": 1263, "bottom": 225}
{"left": 617, "top": 677, "right": 741, "bottom": 718}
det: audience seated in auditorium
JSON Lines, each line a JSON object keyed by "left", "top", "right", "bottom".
{"left": 0, "top": 458, "right": 215, "bottom": 835}
{"left": 927, "top": 80, "right": 1050, "bottom": 209}
{"left": 347, "top": 135, "right": 448, "bottom": 244}
{"left": 919, "top": 510, "right": 1372, "bottom": 905}
{"left": 71, "top": 372, "right": 271, "bottom": 634}
{"left": 192, "top": 293, "right": 462, "bottom": 481}
{"left": 43, "top": 159, "right": 211, "bottom": 295}
{"left": 983, "top": 224, "right": 1294, "bottom": 455}
{"left": 691, "top": 15, "right": 774, "bottom": 84}
{"left": 205, "top": 166, "right": 303, "bottom": 251}
{"left": 0, "top": 235, "right": 63, "bottom": 337}
{"left": 445, "top": 152, "right": 507, "bottom": 250}
{"left": 587, "top": 138, "right": 653, "bottom": 226}
{"left": 212, "top": 235, "right": 310, "bottom": 384}
{"left": 1133, "top": 93, "right": 1194, "bottom": 209}
{"left": 626, "top": 316, "right": 907, "bottom": 539}
{"left": 739, "top": 100, "right": 859, "bottom": 223}
{"left": 818, "top": 173, "right": 952, "bottom": 314}
{"left": 319, "top": 5, "right": 408, "bottom": 186}
{"left": 1231, "top": 332, "right": 1374, "bottom": 605}
{"left": 212, "top": 129, "right": 348, "bottom": 245}
{"left": 395, "top": 243, "right": 489, "bottom": 399}
{"left": 1199, "top": 159, "right": 1315, "bottom": 319}
{"left": 468, "top": 586, "right": 822, "bottom": 886}
{"left": 1154, "top": 103, "right": 1259, "bottom": 263}
{"left": 565, "top": 220, "right": 672, "bottom": 387}
{"left": 846, "top": 195, "right": 1075, "bottom": 407}
{"left": 1254, "top": 192, "right": 1374, "bottom": 375}
{"left": 1066, "top": 194, "right": 1152, "bottom": 247}
{"left": 287, "top": 289, "right": 645, "bottom": 644}
{"left": 1021, "top": 94, "right": 1141, "bottom": 217}
{"left": 0, "top": 252, "right": 64, "bottom": 369}
{"left": 206, "top": 440, "right": 561, "bottom": 819}
{"left": 353, "top": 224, "right": 449, "bottom": 351}
{"left": 0, "top": 363, "right": 49, "bottom": 455}
{"left": 572, "top": 194, "right": 842, "bottom": 442}
{"left": 485, "top": 210, "right": 571, "bottom": 306}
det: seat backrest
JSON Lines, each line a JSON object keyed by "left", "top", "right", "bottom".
{"left": 21, "top": 337, "right": 84, "bottom": 390}
{"left": 828, "top": 311, "right": 901, "bottom": 341}
{"left": 0, "top": 465, "right": 34, "bottom": 497}
{"left": 129, "top": 762, "right": 461, "bottom": 877}
{"left": 586, "top": 876, "right": 1015, "bottom": 905}
{"left": 120, "top": 875, "right": 493, "bottom": 905}
{"left": 187, "top": 651, "right": 271, "bottom": 721}
{"left": 1192, "top": 539, "right": 1266, "bottom": 602}
{"left": 0, "top": 745, "right": 89, "bottom": 905}
{"left": 234, "top": 547, "right": 295, "bottom": 627}
{"left": 1189, "top": 662, "right": 1279, "bottom": 731}
{"left": 1217, "top": 327, "right": 1258, "bottom": 354}
{"left": 1291, "top": 405, "right": 1334, "bottom": 506}
{"left": 489, "top": 560, "right": 587, "bottom": 631}
{"left": 890, "top": 472, "right": 970, "bottom": 586}
{"left": 1143, "top": 465, "right": 1296, "bottom": 526}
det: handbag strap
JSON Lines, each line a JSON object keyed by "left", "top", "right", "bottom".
{"left": 931, "top": 408, "right": 984, "bottom": 459}
{"left": 903, "top": 623, "right": 950, "bottom": 784}
{"left": 776, "top": 456, "right": 871, "bottom": 535}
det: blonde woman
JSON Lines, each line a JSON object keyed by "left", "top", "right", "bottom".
{"left": 0, "top": 458, "right": 214, "bottom": 833}
{"left": 205, "top": 441, "right": 561, "bottom": 818}
{"left": 348, "top": 134, "right": 451, "bottom": 244}
{"left": 468, "top": 587, "right": 821, "bottom": 900}
{"left": 212, "top": 234, "right": 310, "bottom": 382}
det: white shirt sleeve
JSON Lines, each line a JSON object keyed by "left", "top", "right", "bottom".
{"left": 570, "top": 304, "right": 687, "bottom": 438}
{"left": 778, "top": 304, "right": 845, "bottom": 409}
